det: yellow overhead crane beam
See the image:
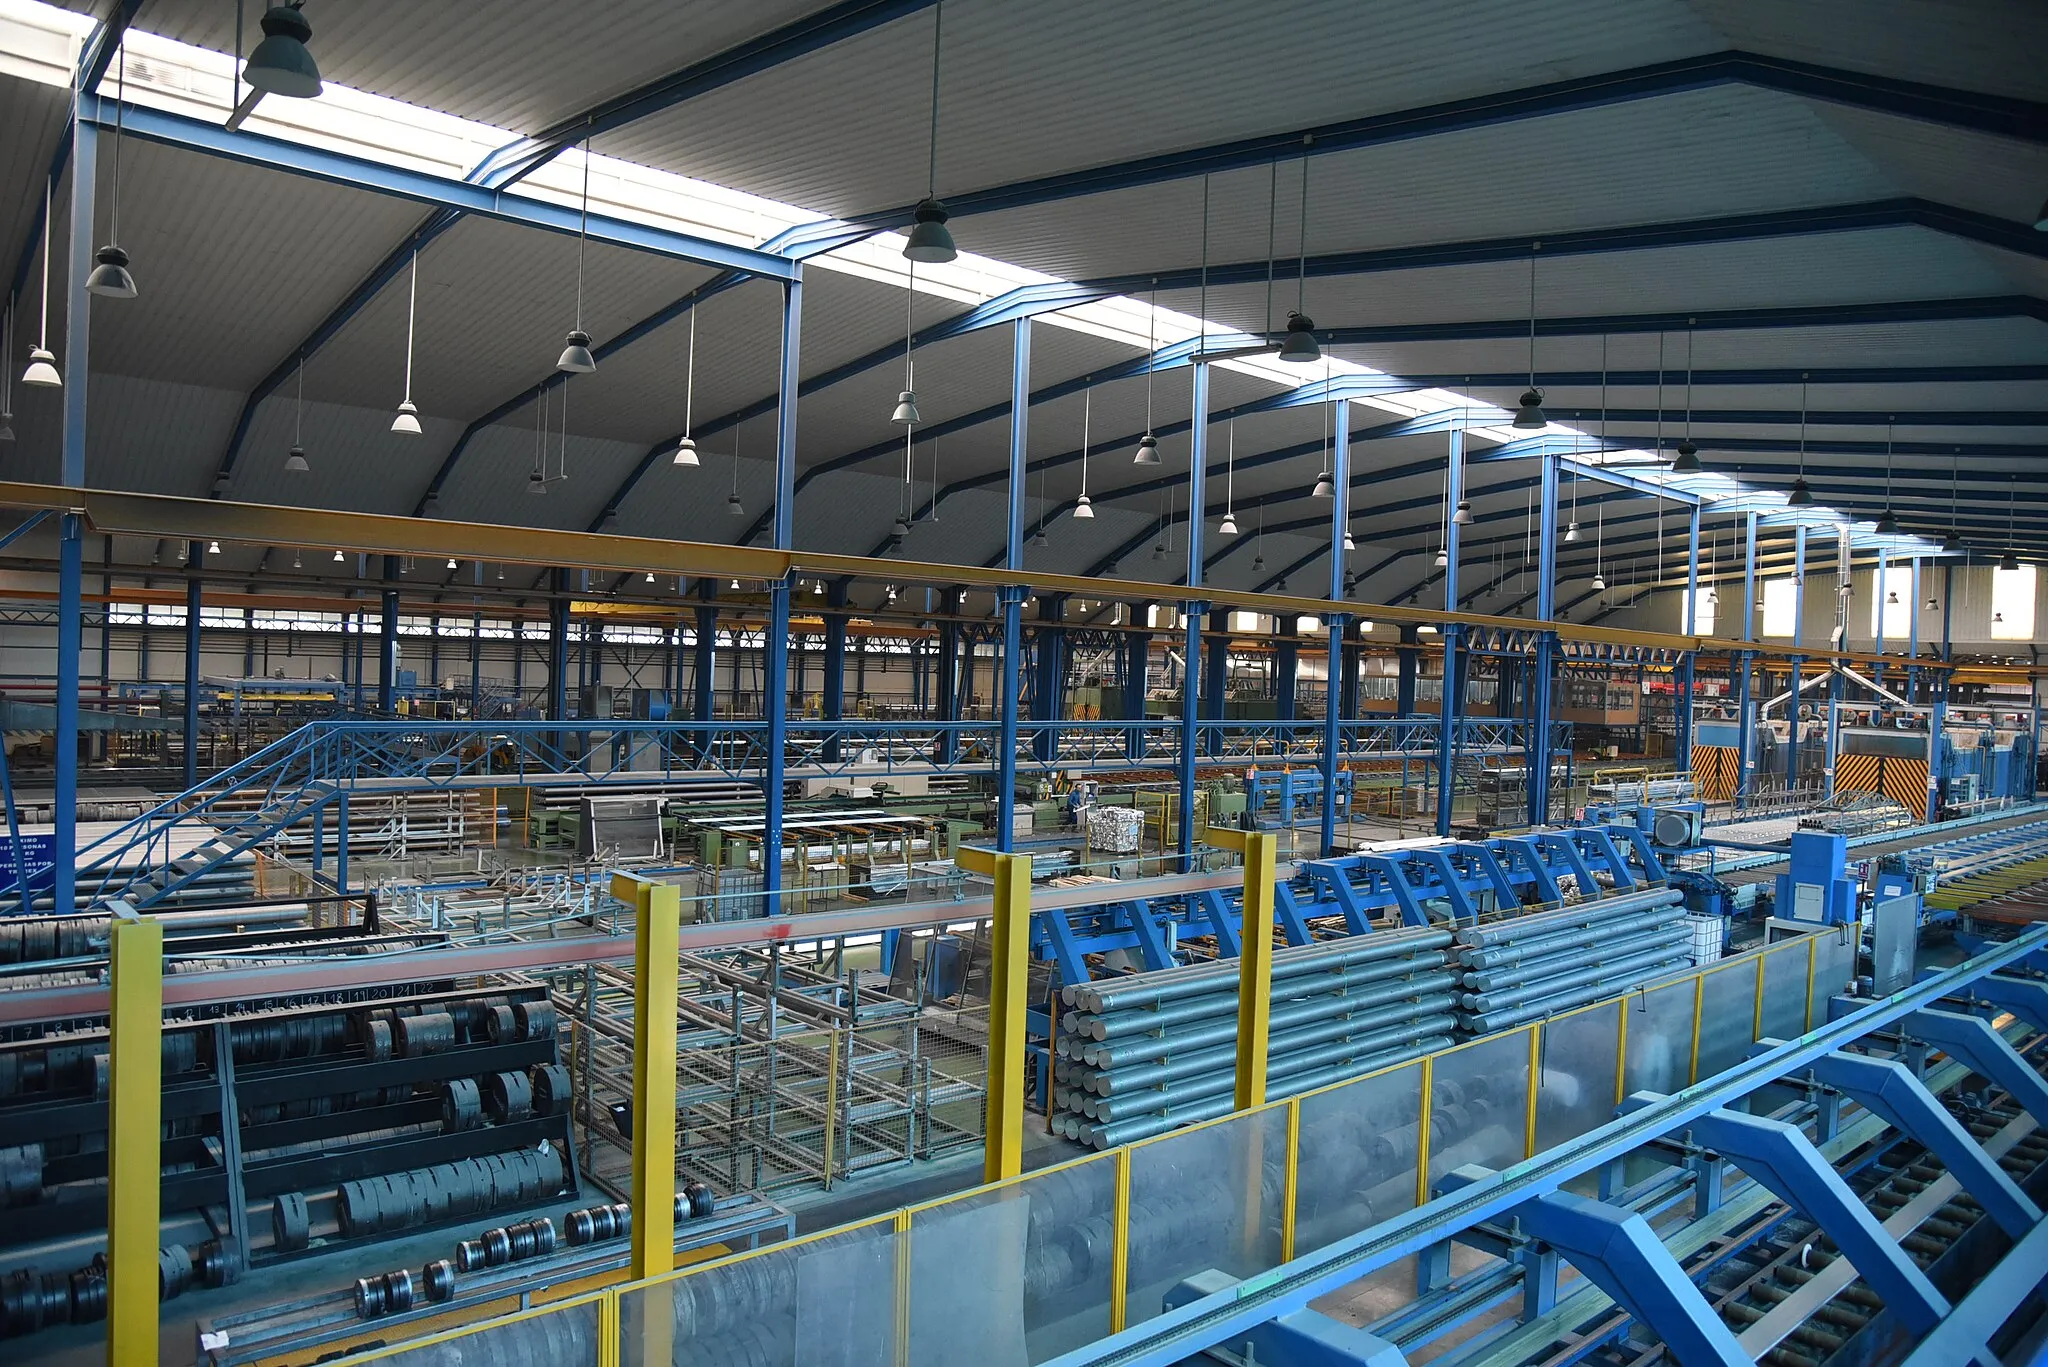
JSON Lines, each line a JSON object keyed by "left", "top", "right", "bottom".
{"left": 0, "top": 479, "right": 2004, "bottom": 675}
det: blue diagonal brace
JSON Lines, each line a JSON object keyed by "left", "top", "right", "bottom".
{"left": 1684, "top": 1104, "right": 1948, "bottom": 1335}
{"left": 1034, "top": 909, "right": 1091, "bottom": 985}
{"left": 1198, "top": 889, "right": 1242, "bottom": 958}
{"left": 1460, "top": 845, "right": 1521, "bottom": 909}
{"left": 1312, "top": 860, "right": 1380, "bottom": 933}
{"left": 1123, "top": 899, "right": 1175, "bottom": 972}
{"left": 1576, "top": 828, "right": 1645, "bottom": 890}
{"left": 1440, "top": 1166, "right": 1746, "bottom": 1367}
{"left": 1357, "top": 857, "right": 1424, "bottom": 929}
{"left": 1496, "top": 837, "right": 1562, "bottom": 904}
{"left": 1534, "top": 833, "right": 1601, "bottom": 895}
{"left": 1273, "top": 884, "right": 1315, "bottom": 946}
{"left": 1807, "top": 1051, "right": 2041, "bottom": 1238}
{"left": 1906, "top": 1008, "right": 2048, "bottom": 1126}
{"left": 1411, "top": 850, "right": 1477, "bottom": 922}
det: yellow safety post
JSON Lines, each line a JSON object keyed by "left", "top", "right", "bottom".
{"left": 893, "top": 1208, "right": 913, "bottom": 1367}
{"left": 1414, "top": 1055, "right": 1435, "bottom": 1207}
{"left": 1614, "top": 1000, "right": 1630, "bottom": 1105}
{"left": 1753, "top": 953, "right": 1767, "bottom": 1040}
{"left": 1282, "top": 1098, "right": 1302, "bottom": 1260}
{"left": 1524, "top": 1027, "right": 1541, "bottom": 1159}
{"left": 1805, "top": 935, "right": 1819, "bottom": 1030}
{"left": 957, "top": 846, "right": 1029, "bottom": 1182}
{"left": 615, "top": 873, "right": 680, "bottom": 1282}
{"left": 1689, "top": 976, "right": 1706, "bottom": 1084}
{"left": 1109, "top": 1147, "right": 1133, "bottom": 1331}
{"left": 1208, "top": 827, "right": 1275, "bottom": 1109}
{"left": 106, "top": 912, "right": 163, "bottom": 1367}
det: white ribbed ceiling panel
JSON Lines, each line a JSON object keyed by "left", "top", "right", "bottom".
{"left": 960, "top": 87, "right": 1904, "bottom": 284}
{"left": 605, "top": 0, "right": 1722, "bottom": 219}
{"left": 1683, "top": 0, "right": 2048, "bottom": 102}
{"left": 65, "top": 0, "right": 833, "bottom": 134}
{"left": 0, "top": 76, "right": 70, "bottom": 298}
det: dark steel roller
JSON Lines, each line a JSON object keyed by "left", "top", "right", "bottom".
{"left": 271, "top": 1193, "right": 309, "bottom": 1251}
{"left": 528, "top": 1063, "right": 571, "bottom": 1116}
{"left": 484, "top": 1071, "right": 533, "bottom": 1124}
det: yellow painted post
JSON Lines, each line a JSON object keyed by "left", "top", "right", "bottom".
{"left": 1689, "top": 976, "right": 1705, "bottom": 1084}
{"left": 1209, "top": 827, "right": 1275, "bottom": 1108}
{"left": 1524, "top": 1026, "right": 1541, "bottom": 1158}
{"left": 106, "top": 913, "right": 163, "bottom": 1367}
{"left": 1415, "top": 1055, "right": 1435, "bottom": 1207}
{"left": 957, "top": 846, "right": 1029, "bottom": 1182}
{"left": 1110, "top": 1148, "right": 1132, "bottom": 1331}
{"left": 893, "top": 1208, "right": 913, "bottom": 1366}
{"left": 597, "top": 1288, "right": 621, "bottom": 1367}
{"left": 1282, "top": 1097, "right": 1301, "bottom": 1260}
{"left": 1614, "top": 999, "right": 1630, "bottom": 1106}
{"left": 618, "top": 873, "right": 680, "bottom": 1282}
{"left": 1753, "top": 953, "right": 1767, "bottom": 1040}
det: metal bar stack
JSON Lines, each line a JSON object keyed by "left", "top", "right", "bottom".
{"left": 1052, "top": 928, "right": 1457, "bottom": 1149}
{"left": 1452, "top": 887, "right": 1688, "bottom": 1035}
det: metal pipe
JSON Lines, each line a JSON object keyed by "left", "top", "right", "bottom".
{"left": 1457, "top": 954, "right": 1692, "bottom": 1032}
{"left": 1451, "top": 887, "right": 1681, "bottom": 948}
{"left": 1063, "top": 928, "right": 1451, "bottom": 1014}
{"left": 1074, "top": 993, "right": 1459, "bottom": 1090}
{"left": 1459, "top": 940, "right": 1692, "bottom": 1015}
{"left": 1075, "top": 954, "right": 1447, "bottom": 1042}
{"left": 1454, "top": 907, "right": 1683, "bottom": 969}
{"left": 1076, "top": 979, "right": 1456, "bottom": 1067}
{"left": 1459, "top": 923, "right": 1688, "bottom": 992}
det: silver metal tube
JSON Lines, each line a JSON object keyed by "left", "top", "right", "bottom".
{"left": 1079, "top": 953, "right": 1447, "bottom": 1041}
{"left": 1460, "top": 924, "right": 1688, "bottom": 992}
{"left": 1452, "top": 888, "right": 1681, "bottom": 948}
{"left": 1459, "top": 939, "right": 1692, "bottom": 1014}
{"left": 1079, "top": 995, "right": 1459, "bottom": 1093}
{"left": 1078, "top": 983, "right": 1458, "bottom": 1068}
{"left": 1457, "top": 953, "right": 1692, "bottom": 1032}
{"left": 1064, "top": 928, "right": 1452, "bottom": 1015}
{"left": 1455, "top": 908, "right": 1683, "bottom": 969}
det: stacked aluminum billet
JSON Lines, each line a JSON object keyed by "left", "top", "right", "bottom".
{"left": 1452, "top": 887, "right": 1688, "bottom": 1035}
{"left": 1052, "top": 927, "right": 1457, "bottom": 1150}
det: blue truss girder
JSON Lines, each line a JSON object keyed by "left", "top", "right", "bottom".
{"left": 1803, "top": 1050, "right": 2041, "bottom": 1238}
{"left": 1438, "top": 1166, "right": 1748, "bottom": 1367}
{"left": 1683, "top": 1105, "right": 1949, "bottom": 1335}
{"left": 1904, "top": 1007, "right": 2048, "bottom": 1125}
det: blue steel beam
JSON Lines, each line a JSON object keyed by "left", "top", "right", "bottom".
{"left": 1904, "top": 1008, "right": 2048, "bottom": 1124}
{"left": 1803, "top": 1049, "right": 2040, "bottom": 1238}
{"left": 832, "top": 52, "right": 2048, "bottom": 230}
{"left": 1681, "top": 1104, "right": 1948, "bottom": 1335}
{"left": 1437, "top": 1167, "right": 1747, "bottom": 1367}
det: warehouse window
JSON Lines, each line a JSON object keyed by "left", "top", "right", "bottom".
{"left": 1992, "top": 565, "right": 2036, "bottom": 640}
{"left": 1761, "top": 579, "right": 1797, "bottom": 638}
{"left": 1683, "top": 585, "right": 1716, "bottom": 636}
{"left": 1869, "top": 565, "right": 1911, "bottom": 642}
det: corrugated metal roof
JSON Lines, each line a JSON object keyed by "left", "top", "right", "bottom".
{"left": 1685, "top": 0, "right": 2048, "bottom": 103}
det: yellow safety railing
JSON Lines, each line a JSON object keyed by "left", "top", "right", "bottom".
{"left": 310, "top": 924, "right": 1854, "bottom": 1367}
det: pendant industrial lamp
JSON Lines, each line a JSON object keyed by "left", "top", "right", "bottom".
{"left": 1942, "top": 447, "right": 1963, "bottom": 553}
{"left": 891, "top": 255, "right": 922, "bottom": 425}
{"left": 1310, "top": 360, "right": 1336, "bottom": 497}
{"left": 0, "top": 298, "right": 16, "bottom": 439}
{"left": 2000, "top": 476, "right": 2019, "bottom": 571}
{"left": 243, "top": 2, "right": 322, "bottom": 98}
{"left": 391, "top": 249, "right": 423, "bottom": 434}
{"left": 672, "top": 307, "right": 699, "bottom": 465}
{"left": 333, "top": 549, "right": 345, "bottom": 562}
{"left": 726, "top": 432, "right": 745, "bottom": 518}
{"left": 1512, "top": 245, "right": 1545, "bottom": 428}
{"left": 1277, "top": 155, "right": 1319, "bottom": 363}
{"left": 901, "top": 3, "right": 957, "bottom": 264}
{"left": 1872, "top": 418, "right": 1900, "bottom": 535}
{"left": 1670, "top": 325, "right": 1701, "bottom": 472}
{"left": 1592, "top": 504, "right": 1606, "bottom": 591}
{"left": 284, "top": 356, "right": 309, "bottom": 471}
{"left": 1218, "top": 418, "right": 1238, "bottom": 535}
{"left": 22, "top": 182, "right": 60, "bottom": 387}
{"left": 1133, "top": 285, "right": 1160, "bottom": 464}
{"left": 558, "top": 142, "right": 597, "bottom": 373}
{"left": 526, "top": 385, "right": 548, "bottom": 494}
{"left": 1073, "top": 388, "right": 1095, "bottom": 518}
{"left": 86, "top": 43, "right": 137, "bottom": 298}
{"left": 1786, "top": 374, "right": 1815, "bottom": 507}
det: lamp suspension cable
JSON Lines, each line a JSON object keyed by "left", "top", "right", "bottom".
{"left": 1073, "top": 386, "right": 1093, "bottom": 518}
{"left": 23, "top": 179, "right": 60, "bottom": 386}
{"left": 674, "top": 305, "right": 699, "bottom": 465}
{"left": 2, "top": 294, "right": 14, "bottom": 432}
{"left": 1132, "top": 283, "right": 1159, "bottom": 464}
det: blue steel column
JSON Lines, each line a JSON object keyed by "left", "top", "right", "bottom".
{"left": 1205, "top": 607, "right": 1230, "bottom": 757}
{"left": 1825, "top": 525, "right": 1850, "bottom": 799}
{"left": 1032, "top": 595, "right": 1066, "bottom": 762}
{"left": 763, "top": 274, "right": 802, "bottom": 911}
{"left": 996, "top": 318, "right": 1032, "bottom": 851}
{"left": 1528, "top": 447, "right": 1558, "bottom": 826}
{"left": 54, "top": 116, "right": 95, "bottom": 910}
{"left": 1274, "top": 622, "right": 1297, "bottom": 719}
{"left": 1906, "top": 556, "right": 1921, "bottom": 701}
{"left": 1395, "top": 624, "right": 1419, "bottom": 715}
{"left": 378, "top": 567, "right": 399, "bottom": 713}
{"left": 1319, "top": 398, "right": 1351, "bottom": 856}
{"left": 182, "top": 545, "right": 202, "bottom": 792}
{"left": 1123, "top": 616, "right": 1150, "bottom": 761}
{"left": 1931, "top": 560, "right": 1951, "bottom": 818}
{"left": 1736, "top": 511, "right": 1758, "bottom": 804}
{"left": 1434, "top": 427, "right": 1465, "bottom": 838}
{"left": 1787, "top": 525, "right": 1808, "bottom": 791}
{"left": 822, "top": 582, "right": 847, "bottom": 761}
{"left": 1677, "top": 503, "right": 1701, "bottom": 774}
{"left": 693, "top": 585, "right": 717, "bottom": 722}
{"left": 1180, "top": 359, "right": 1209, "bottom": 868}
{"left": 1874, "top": 546, "right": 1889, "bottom": 661}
